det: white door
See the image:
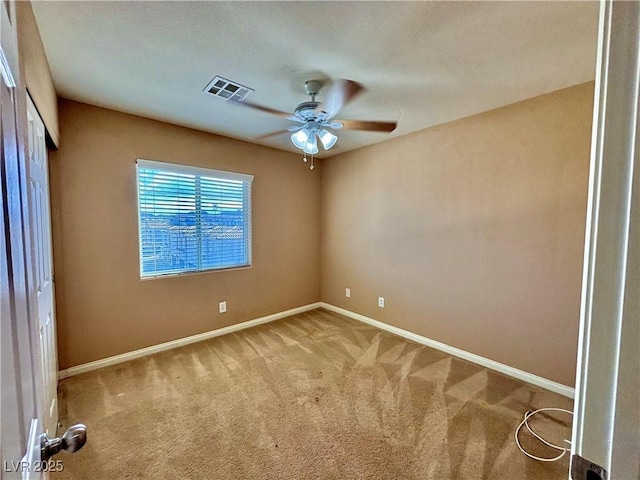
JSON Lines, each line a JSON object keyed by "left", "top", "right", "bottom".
{"left": 1, "top": 0, "right": 45, "bottom": 477}
{"left": 26, "top": 95, "right": 58, "bottom": 438}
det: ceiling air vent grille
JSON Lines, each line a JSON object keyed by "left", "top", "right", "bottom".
{"left": 203, "top": 76, "right": 253, "bottom": 102}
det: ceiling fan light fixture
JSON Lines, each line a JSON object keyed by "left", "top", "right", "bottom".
{"left": 318, "top": 129, "right": 338, "bottom": 150}
{"left": 303, "top": 134, "right": 319, "bottom": 155}
{"left": 291, "top": 128, "right": 311, "bottom": 149}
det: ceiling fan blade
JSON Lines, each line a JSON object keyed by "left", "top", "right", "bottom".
{"left": 288, "top": 125, "right": 304, "bottom": 132}
{"left": 256, "top": 129, "right": 291, "bottom": 140}
{"left": 230, "top": 99, "right": 291, "bottom": 118}
{"left": 337, "top": 119, "right": 397, "bottom": 133}
{"left": 321, "top": 80, "right": 365, "bottom": 119}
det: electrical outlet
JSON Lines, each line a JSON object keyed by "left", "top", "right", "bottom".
{"left": 345, "top": 288, "right": 351, "bottom": 298}
{"left": 219, "top": 301, "right": 227, "bottom": 313}
{"left": 378, "top": 297, "right": 385, "bottom": 308}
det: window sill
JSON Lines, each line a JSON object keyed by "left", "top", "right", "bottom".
{"left": 140, "top": 264, "right": 252, "bottom": 281}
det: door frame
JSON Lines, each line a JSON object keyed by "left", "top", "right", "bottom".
{"left": 570, "top": 0, "right": 639, "bottom": 479}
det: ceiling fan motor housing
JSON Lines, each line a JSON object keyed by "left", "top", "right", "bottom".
{"left": 294, "top": 101, "right": 325, "bottom": 121}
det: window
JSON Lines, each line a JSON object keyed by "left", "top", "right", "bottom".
{"left": 136, "top": 159, "right": 253, "bottom": 278}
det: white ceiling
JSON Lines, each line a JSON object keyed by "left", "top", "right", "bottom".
{"left": 32, "top": 1, "right": 599, "bottom": 158}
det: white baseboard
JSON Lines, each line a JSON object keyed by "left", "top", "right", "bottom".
{"left": 320, "top": 303, "right": 575, "bottom": 399}
{"left": 58, "top": 302, "right": 322, "bottom": 379}
{"left": 59, "top": 301, "right": 575, "bottom": 399}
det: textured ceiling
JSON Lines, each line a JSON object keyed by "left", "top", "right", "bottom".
{"left": 32, "top": 1, "right": 599, "bottom": 158}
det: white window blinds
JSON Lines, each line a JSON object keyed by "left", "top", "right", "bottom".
{"left": 136, "top": 159, "right": 253, "bottom": 278}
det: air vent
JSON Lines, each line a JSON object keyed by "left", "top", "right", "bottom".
{"left": 203, "top": 76, "right": 253, "bottom": 102}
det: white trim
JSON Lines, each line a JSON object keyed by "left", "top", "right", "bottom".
{"left": 58, "top": 300, "right": 575, "bottom": 398}
{"left": 570, "top": 1, "right": 640, "bottom": 477}
{"left": 0, "top": 46, "right": 16, "bottom": 88}
{"left": 320, "top": 303, "right": 575, "bottom": 398}
{"left": 58, "top": 302, "right": 321, "bottom": 379}
{"left": 136, "top": 158, "right": 254, "bottom": 183}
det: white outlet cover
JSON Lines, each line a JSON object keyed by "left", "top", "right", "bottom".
{"left": 378, "top": 297, "right": 385, "bottom": 308}
{"left": 219, "top": 301, "right": 227, "bottom": 313}
{"left": 346, "top": 288, "right": 351, "bottom": 298}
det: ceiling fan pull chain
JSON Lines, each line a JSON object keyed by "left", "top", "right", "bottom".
{"left": 303, "top": 152, "right": 308, "bottom": 163}
{"left": 310, "top": 154, "right": 315, "bottom": 171}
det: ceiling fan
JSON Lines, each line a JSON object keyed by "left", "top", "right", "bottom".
{"left": 232, "top": 79, "right": 397, "bottom": 169}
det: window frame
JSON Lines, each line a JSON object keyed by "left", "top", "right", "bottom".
{"left": 135, "top": 158, "right": 254, "bottom": 279}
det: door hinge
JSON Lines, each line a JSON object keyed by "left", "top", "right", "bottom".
{"left": 571, "top": 454, "right": 608, "bottom": 480}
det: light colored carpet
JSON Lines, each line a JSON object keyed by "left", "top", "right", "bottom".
{"left": 53, "top": 308, "right": 572, "bottom": 479}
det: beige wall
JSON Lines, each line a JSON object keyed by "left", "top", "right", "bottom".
{"left": 17, "top": 1, "right": 59, "bottom": 146}
{"left": 321, "top": 82, "right": 594, "bottom": 386}
{"left": 50, "top": 100, "right": 321, "bottom": 369}
{"left": 53, "top": 83, "right": 593, "bottom": 385}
